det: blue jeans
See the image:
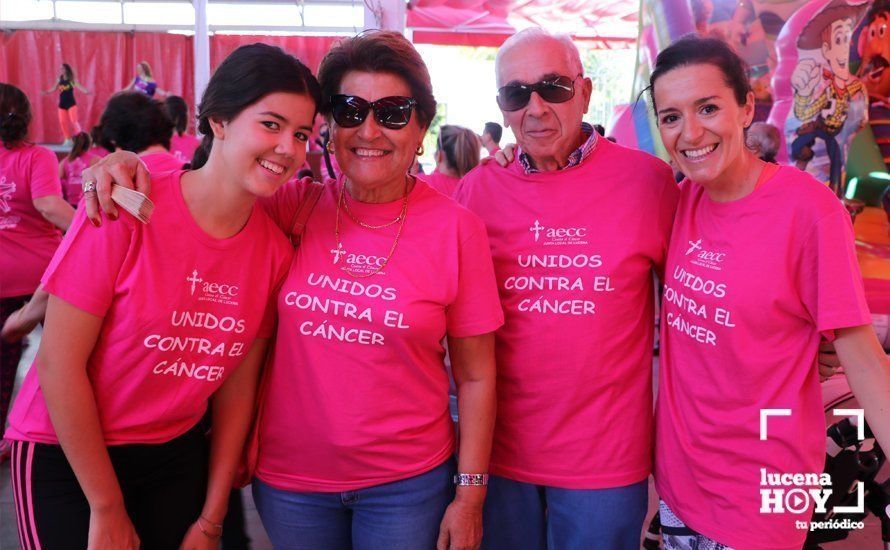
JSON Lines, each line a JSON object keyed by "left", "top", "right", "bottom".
{"left": 481, "top": 476, "right": 648, "bottom": 550}
{"left": 252, "top": 459, "right": 455, "bottom": 550}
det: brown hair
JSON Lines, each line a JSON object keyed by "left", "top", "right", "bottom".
{"left": 317, "top": 30, "right": 436, "bottom": 129}
{"left": 68, "top": 131, "right": 92, "bottom": 161}
{"left": 139, "top": 61, "right": 153, "bottom": 79}
{"left": 437, "top": 125, "right": 480, "bottom": 178}
{"left": 0, "top": 83, "right": 31, "bottom": 149}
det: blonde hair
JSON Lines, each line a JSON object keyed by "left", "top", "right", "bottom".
{"left": 437, "top": 125, "right": 481, "bottom": 178}
{"left": 139, "top": 61, "right": 153, "bottom": 79}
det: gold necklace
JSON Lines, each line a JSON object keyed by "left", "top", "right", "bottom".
{"left": 334, "top": 176, "right": 410, "bottom": 279}
{"left": 341, "top": 184, "right": 403, "bottom": 229}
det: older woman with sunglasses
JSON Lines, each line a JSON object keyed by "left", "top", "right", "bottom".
{"left": 79, "top": 32, "right": 503, "bottom": 550}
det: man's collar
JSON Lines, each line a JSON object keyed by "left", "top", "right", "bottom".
{"left": 518, "top": 122, "right": 598, "bottom": 174}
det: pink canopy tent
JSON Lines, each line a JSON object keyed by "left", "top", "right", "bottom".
{"left": 407, "top": 0, "right": 639, "bottom": 48}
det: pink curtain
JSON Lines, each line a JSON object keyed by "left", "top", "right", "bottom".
{"left": 2, "top": 30, "right": 339, "bottom": 144}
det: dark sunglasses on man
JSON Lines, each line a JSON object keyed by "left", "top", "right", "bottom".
{"left": 496, "top": 74, "right": 582, "bottom": 112}
{"left": 329, "top": 94, "right": 417, "bottom": 130}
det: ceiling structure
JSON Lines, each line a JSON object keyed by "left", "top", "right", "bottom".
{"left": 407, "top": 0, "right": 639, "bottom": 47}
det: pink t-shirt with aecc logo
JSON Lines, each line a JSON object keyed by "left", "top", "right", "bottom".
{"left": 255, "top": 176, "right": 504, "bottom": 491}
{"left": 7, "top": 170, "right": 292, "bottom": 445}
{"left": 455, "top": 136, "right": 680, "bottom": 489}
{"left": 654, "top": 166, "right": 871, "bottom": 550}
{"left": 0, "top": 143, "right": 63, "bottom": 298}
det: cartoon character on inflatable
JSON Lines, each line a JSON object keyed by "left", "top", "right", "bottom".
{"left": 788, "top": 0, "right": 869, "bottom": 197}
{"left": 857, "top": 0, "right": 890, "bottom": 166}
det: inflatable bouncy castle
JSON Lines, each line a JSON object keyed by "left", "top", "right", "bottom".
{"left": 610, "top": 0, "right": 890, "bottom": 316}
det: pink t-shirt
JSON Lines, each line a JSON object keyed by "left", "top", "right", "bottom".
{"left": 255, "top": 176, "right": 504, "bottom": 491}
{"left": 654, "top": 166, "right": 870, "bottom": 549}
{"left": 141, "top": 151, "right": 185, "bottom": 174}
{"left": 170, "top": 134, "right": 201, "bottom": 165}
{"left": 7, "top": 171, "right": 292, "bottom": 445}
{"left": 422, "top": 170, "right": 461, "bottom": 198}
{"left": 0, "top": 143, "right": 63, "bottom": 298}
{"left": 60, "top": 152, "right": 98, "bottom": 207}
{"left": 455, "top": 137, "right": 679, "bottom": 488}
{"left": 88, "top": 145, "right": 111, "bottom": 159}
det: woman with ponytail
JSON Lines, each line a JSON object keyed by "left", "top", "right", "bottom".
{"left": 59, "top": 131, "right": 99, "bottom": 207}
{"left": 165, "top": 95, "right": 202, "bottom": 164}
{"left": 425, "top": 124, "right": 481, "bottom": 197}
{"left": 0, "top": 84, "right": 74, "bottom": 463}
{"left": 6, "top": 44, "right": 319, "bottom": 549}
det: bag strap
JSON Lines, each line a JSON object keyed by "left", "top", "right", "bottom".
{"left": 288, "top": 180, "right": 324, "bottom": 247}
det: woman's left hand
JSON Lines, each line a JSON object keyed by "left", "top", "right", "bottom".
{"left": 178, "top": 521, "right": 221, "bottom": 550}
{"left": 437, "top": 498, "right": 483, "bottom": 550}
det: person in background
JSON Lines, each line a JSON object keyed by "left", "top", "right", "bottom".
{"left": 480, "top": 122, "right": 502, "bottom": 156}
{"left": 42, "top": 63, "right": 90, "bottom": 146}
{"left": 98, "top": 92, "right": 183, "bottom": 173}
{"left": 88, "top": 125, "right": 111, "bottom": 159}
{"left": 59, "top": 131, "right": 99, "bottom": 207}
{"left": 425, "top": 124, "right": 481, "bottom": 197}
{"left": 745, "top": 121, "right": 780, "bottom": 163}
{"left": 165, "top": 95, "right": 201, "bottom": 164}
{"left": 0, "top": 84, "right": 75, "bottom": 462}
{"left": 122, "top": 61, "right": 167, "bottom": 98}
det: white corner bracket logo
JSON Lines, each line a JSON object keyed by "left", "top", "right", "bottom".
{"left": 759, "top": 408, "right": 866, "bottom": 520}
{"left": 759, "top": 408, "right": 792, "bottom": 440}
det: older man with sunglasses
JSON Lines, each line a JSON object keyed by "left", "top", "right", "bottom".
{"left": 454, "top": 28, "right": 680, "bottom": 549}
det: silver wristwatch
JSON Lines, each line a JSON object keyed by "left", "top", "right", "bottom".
{"left": 453, "top": 473, "right": 489, "bottom": 486}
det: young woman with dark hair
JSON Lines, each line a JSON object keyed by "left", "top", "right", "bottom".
{"left": 6, "top": 44, "right": 319, "bottom": 549}
{"left": 649, "top": 35, "right": 890, "bottom": 549}
{"left": 165, "top": 95, "right": 201, "bottom": 164}
{"left": 42, "top": 63, "right": 90, "bottom": 145}
{"left": 0, "top": 83, "right": 74, "bottom": 462}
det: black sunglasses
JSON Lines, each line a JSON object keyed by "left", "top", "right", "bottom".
{"left": 329, "top": 94, "right": 417, "bottom": 130}
{"left": 496, "top": 75, "right": 580, "bottom": 112}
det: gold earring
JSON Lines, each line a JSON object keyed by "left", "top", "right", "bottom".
{"left": 415, "top": 144, "right": 424, "bottom": 156}
{"left": 326, "top": 141, "right": 335, "bottom": 155}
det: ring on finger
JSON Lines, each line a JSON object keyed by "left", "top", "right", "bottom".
{"left": 82, "top": 179, "right": 97, "bottom": 194}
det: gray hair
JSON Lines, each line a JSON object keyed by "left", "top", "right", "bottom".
{"left": 495, "top": 28, "right": 583, "bottom": 85}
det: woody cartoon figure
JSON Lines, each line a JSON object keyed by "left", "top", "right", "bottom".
{"left": 791, "top": 0, "right": 868, "bottom": 197}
